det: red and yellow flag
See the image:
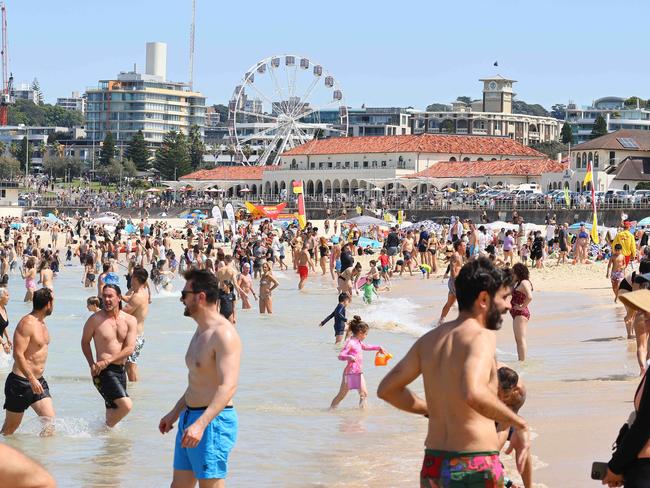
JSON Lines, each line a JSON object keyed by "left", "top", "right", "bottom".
{"left": 292, "top": 180, "right": 306, "bottom": 229}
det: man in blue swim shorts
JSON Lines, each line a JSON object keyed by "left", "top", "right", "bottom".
{"left": 159, "top": 269, "right": 242, "bottom": 487}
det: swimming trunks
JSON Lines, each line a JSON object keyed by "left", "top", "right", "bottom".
{"left": 403, "top": 251, "right": 412, "bottom": 261}
{"left": 447, "top": 277, "right": 456, "bottom": 296}
{"left": 387, "top": 246, "right": 398, "bottom": 256}
{"left": 127, "top": 335, "right": 145, "bottom": 364}
{"left": 174, "top": 406, "right": 238, "bottom": 479}
{"left": 298, "top": 265, "right": 308, "bottom": 280}
{"left": 93, "top": 364, "right": 128, "bottom": 409}
{"left": 4, "top": 372, "right": 51, "bottom": 413}
{"left": 611, "top": 269, "right": 625, "bottom": 284}
{"left": 420, "top": 449, "right": 504, "bottom": 487}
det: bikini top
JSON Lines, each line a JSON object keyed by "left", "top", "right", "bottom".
{"left": 0, "top": 308, "right": 8, "bottom": 336}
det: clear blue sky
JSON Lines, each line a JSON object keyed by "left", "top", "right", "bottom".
{"left": 7, "top": 0, "right": 650, "bottom": 109}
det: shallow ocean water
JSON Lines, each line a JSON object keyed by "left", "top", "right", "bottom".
{"left": 0, "top": 263, "right": 640, "bottom": 487}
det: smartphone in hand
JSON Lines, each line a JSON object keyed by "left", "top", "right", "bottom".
{"left": 591, "top": 461, "right": 609, "bottom": 480}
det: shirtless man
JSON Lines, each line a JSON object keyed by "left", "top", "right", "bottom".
{"left": 39, "top": 259, "right": 54, "bottom": 291}
{"left": 236, "top": 263, "right": 256, "bottom": 309}
{"left": 2, "top": 288, "right": 55, "bottom": 435}
{"left": 438, "top": 239, "right": 466, "bottom": 325}
{"left": 159, "top": 269, "right": 241, "bottom": 488}
{"left": 122, "top": 267, "right": 149, "bottom": 382}
{"left": 295, "top": 245, "right": 313, "bottom": 290}
{"left": 378, "top": 258, "right": 530, "bottom": 487}
{"left": 401, "top": 231, "right": 417, "bottom": 273}
{"left": 216, "top": 255, "right": 241, "bottom": 294}
{"left": 81, "top": 284, "right": 137, "bottom": 427}
{"left": 606, "top": 244, "right": 626, "bottom": 302}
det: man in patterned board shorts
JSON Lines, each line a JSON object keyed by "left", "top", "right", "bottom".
{"left": 378, "top": 258, "right": 531, "bottom": 487}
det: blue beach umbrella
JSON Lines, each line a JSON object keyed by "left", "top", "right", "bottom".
{"left": 637, "top": 217, "right": 650, "bottom": 227}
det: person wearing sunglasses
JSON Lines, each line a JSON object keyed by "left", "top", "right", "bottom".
{"left": 159, "top": 268, "right": 242, "bottom": 487}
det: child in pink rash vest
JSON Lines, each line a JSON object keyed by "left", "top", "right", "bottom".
{"left": 329, "top": 315, "right": 384, "bottom": 410}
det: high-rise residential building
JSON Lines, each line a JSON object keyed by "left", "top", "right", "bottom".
{"left": 85, "top": 42, "right": 206, "bottom": 147}
{"left": 56, "top": 91, "right": 86, "bottom": 114}
{"left": 565, "top": 97, "right": 650, "bottom": 144}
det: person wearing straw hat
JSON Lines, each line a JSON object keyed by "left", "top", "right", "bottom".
{"left": 604, "top": 288, "right": 650, "bottom": 486}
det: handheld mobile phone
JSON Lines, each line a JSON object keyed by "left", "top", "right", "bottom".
{"left": 591, "top": 461, "right": 609, "bottom": 480}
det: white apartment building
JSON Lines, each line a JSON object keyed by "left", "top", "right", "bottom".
{"left": 85, "top": 42, "right": 206, "bottom": 147}
{"left": 565, "top": 96, "right": 650, "bottom": 144}
{"left": 56, "top": 91, "right": 86, "bottom": 114}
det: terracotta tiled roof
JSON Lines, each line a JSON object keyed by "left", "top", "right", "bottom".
{"left": 180, "top": 165, "right": 274, "bottom": 181}
{"left": 572, "top": 129, "right": 650, "bottom": 151}
{"left": 281, "top": 134, "right": 544, "bottom": 157}
{"left": 408, "top": 159, "right": 566, "bottom": 178}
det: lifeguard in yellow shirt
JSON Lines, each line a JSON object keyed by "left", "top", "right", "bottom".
{"left": 612, "top": 220, "right": 636, "bottom": 267}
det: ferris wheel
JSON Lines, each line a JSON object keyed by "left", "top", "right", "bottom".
{"left": 228, "top": 54, "right": 348, "bottom": 166}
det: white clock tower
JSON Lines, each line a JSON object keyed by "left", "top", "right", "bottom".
{"left": 480, "top": 75, "right": 516, "bottom": 114}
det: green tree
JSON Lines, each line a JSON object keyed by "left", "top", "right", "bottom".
{"left": 242, "top": 144, "right": 253, "bottom": 160}
{"left": 456, "top": 96, "right": 472, "bottom": 105}
{"left": 188, "top": 125, "right": 205, "bottom": 169}
{"left": 100, "top": 132, "right": 116, "bottom": 166}
{"left": 154, "top": 131, "right": 192, "bottom": 180}
{"left": 590, "top": 115, "right": 608, "bottom": 139}
{"left": 31, "top": 78, "right": 43, "bottom": 105}
{"left": 0, "top": 140, "right": 6, "bottom": 155}
{"left": 125, "top": 130, "right": 150, "bottom": 171}
{"left": 530, "top": 141, "right": 568, "bottom": 158}
{"left": 0, "top": 155, "right": 20, "bottom": 179}
{"left": 123, "top": 159, "right": 138, "bottom": 178}
{"left": 212, "top": 104, "right": 228, "bottom": 122}
{"left": 425, "top": 103, "right": 450, "bottom": 112}
{"left": 441, "top": 119, "right": 455, "bottom": 133}
{"left": 560, "top": 123, "right": 575, "bottom": 144}
{"left": 7, "top": 99, "right": 83, "bottom": 127}
{"left": 102, "top": 159, "right": 124, "bottom": 183}
{"left": 624, "top": 96, "right": 641, "bottom": 108}
{"left": 226, "top": 143, "right": 236, "bottom": 162}
{"left": 15, "top": 137, "right": 33, "bottom": 172}
{"left": 512, "top": 100, "right": 550, "bottom": 117}
{"left": 550, "top": 104, "right": 567, "bottom": 120}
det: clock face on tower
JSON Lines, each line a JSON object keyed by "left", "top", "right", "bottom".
{"left": 488, "top": 81, "right": 497, "bottom": 91}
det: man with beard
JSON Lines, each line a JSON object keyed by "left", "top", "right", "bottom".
{"left": 378, "top": 258, "right": 530, "bottom": 487}
{"left": 159, "top": 269, "right": 241, "bottom": 486}
{"left": 81, "top": 284, "right": 137, "bottom": 427}
{"left": 2, "top": 288, "right": 55, "bottom": 435}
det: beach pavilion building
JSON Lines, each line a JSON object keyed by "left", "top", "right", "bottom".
{"left": 179, "top": 133, "right": 562, "bottom": 197}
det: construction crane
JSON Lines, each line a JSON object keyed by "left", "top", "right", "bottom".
{"left": 188, "top": 0, "right": 195, "bottom": 91}
{"left": 0, "top": 2, "right": 13, "bottom": 126}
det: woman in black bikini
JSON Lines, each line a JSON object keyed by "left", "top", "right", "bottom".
{"left": 0, "top": 287, "right": 11, "bottom": 354}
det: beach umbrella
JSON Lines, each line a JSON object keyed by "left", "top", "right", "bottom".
{"left": 239, "top": 188, "right": 251, "bottom": 193}
{"left": 146, "top": 188, "right": 162, "bottom": 193}
{"left": 485, "top": 221, "right": 518, "bottom": 231}
{"left": 638, "top": 217, "right": 650, "bottom": 227}
{"left": 442, "top": 187, "right": 457, "bottom": 193}
{"left": 371, "top": 187, "right": 384, "bottom": 192}
{"left": 344, "top": 215, "right": 389, "bottom": 227}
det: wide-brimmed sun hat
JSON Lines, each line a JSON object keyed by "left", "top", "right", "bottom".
{"left": 619, "top": 289, "right": 650, "bottom": 313}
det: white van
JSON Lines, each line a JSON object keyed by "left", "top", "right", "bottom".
{"left": 514, "top": 184, "right": 542, "bottom": 194}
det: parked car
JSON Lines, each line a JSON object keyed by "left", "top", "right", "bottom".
{"left": 634, "top": 189, "right": 650, "bottom": 205}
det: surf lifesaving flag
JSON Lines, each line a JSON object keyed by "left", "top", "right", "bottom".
{"left": 292, "top": 180, "right": 307, "bottom": 229}
{"left": 583, "top": 161, "right": 599, "bottom": 244}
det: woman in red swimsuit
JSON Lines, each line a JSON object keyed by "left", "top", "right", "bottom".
{"left": 511, "top": 263, "right": 533, "bottom": 361}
